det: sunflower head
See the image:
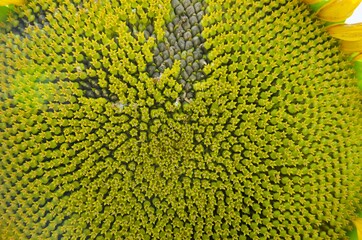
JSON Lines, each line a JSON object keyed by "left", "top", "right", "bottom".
{"left": 0, "top": 0, "right": 361, "bottom": 239}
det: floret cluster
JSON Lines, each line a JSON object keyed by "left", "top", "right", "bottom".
{"left": 0, "top": 0, "right": 361, "bottom": 239}
{"left": 146, "top": 0, "right": 208, "bottom": 102}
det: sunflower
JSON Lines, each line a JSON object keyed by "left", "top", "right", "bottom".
{"left": 0, "top": 0, "right": 361, "bottom": 239}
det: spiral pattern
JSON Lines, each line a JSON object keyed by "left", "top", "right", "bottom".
{"left": 0, "top": 0, "right": 361, "bottom": 239}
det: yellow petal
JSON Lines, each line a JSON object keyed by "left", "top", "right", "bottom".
{"left": 354, "top": 53, "right": 362, "bottom": 61}
{"left": 340, "top": 39, "right": 362, "bottom": 53}
{"left": 0, "top": 0, "right": 26, "bottom": 6}
{"left": 302, "top": 0, "right": 326, "bottom": 3}
{"left": 352, "top": 218, "right": 362, "bottom": 240}
{"left": 327, "top": 23, "right": 362, "bottom": 41}
{"left": 318, "top": 0, "right": 362, "bottom": 22}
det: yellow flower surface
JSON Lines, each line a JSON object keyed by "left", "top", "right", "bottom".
{"left": 0, "top": 0, "right": 25, "bottom": 6}
{"left": 353, "top": 218, "right": 362, "bottom": 240}
{"left": 317, "top": 0, "right": 362, "bottom": 22}
{"left": 0, "top": 0, "right": 361, "bottom": 239}
{"left": 327, "top": 23, "right": 362, "bottom": 41}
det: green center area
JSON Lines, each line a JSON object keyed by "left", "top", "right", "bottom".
{"left": 0, "top": 0, "right": 361, "bottom": 239}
